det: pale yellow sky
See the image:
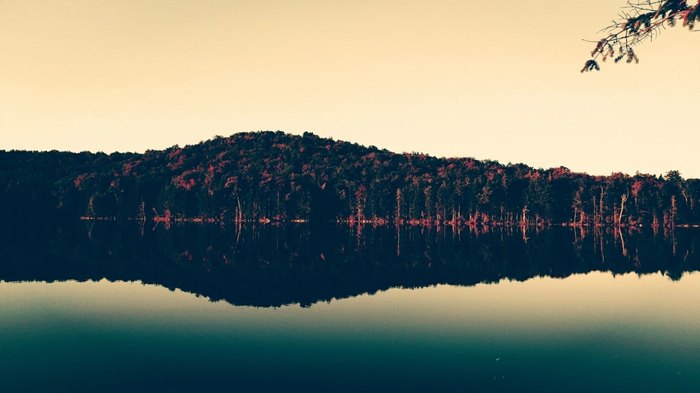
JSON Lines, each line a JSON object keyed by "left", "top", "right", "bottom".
{"left": 1, "top": 0, "right": 698, "bottom": 177}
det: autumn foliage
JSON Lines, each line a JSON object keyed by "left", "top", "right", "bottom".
{"left": 1, "top": 131, "right": 699, "bottom": 228}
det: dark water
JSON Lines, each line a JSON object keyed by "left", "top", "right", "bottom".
{"left": 1, "top": 223, "right": 700, "bottom": 392}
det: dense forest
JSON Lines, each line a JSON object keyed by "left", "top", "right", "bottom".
{"left": 1, "top": 131, "right": 699, "bottom": 227}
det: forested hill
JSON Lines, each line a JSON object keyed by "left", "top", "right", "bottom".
{"left": 1, "top": 131, "right": 699, "bottom": 227}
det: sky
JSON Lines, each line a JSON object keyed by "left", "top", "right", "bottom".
{"left": 1, "top": 0, "right": 699, "bottom": 177}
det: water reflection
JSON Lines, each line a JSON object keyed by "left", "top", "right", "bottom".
{"left": 1, "top": 222, "right": 698, "bottom": 307}
{"left": 2, "top": 272, "right": 700, "bottom": 392}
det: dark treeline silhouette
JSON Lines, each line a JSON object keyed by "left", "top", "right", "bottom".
{"left": 1, "top": 222, "right": 698, "bottom": 307}
{"left": 2, "top": 131, "right": 700, "bottom": 227}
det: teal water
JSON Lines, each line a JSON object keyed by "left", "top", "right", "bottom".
{"left": 2, "top": 272, "right": 700, "bottom": 392}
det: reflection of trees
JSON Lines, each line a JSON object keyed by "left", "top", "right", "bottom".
{"left": 1, "top": 223, "right": 699, "bottom": 308}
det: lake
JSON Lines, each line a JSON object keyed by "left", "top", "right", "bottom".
{"left": 1, "top": 223, "right": 699, "bottom": 392}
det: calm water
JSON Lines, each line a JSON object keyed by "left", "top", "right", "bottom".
{"left": 1, "top": 223, "right": 700, "bottom": 392}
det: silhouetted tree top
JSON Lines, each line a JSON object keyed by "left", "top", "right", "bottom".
{"left": 582, "top": 0, "right": 699, "bottom": 72}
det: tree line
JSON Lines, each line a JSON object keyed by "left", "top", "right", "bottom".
{"left": 1, "top": 131, "right": 699, "bottom": 227}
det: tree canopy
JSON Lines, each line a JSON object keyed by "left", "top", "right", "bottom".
{"left": 2, "top": 131, "right": 699, "bottom": 228}
{"left": 582, "top": 0, "right": 699, "bottom": 72}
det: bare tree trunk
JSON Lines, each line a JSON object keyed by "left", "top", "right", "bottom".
{"left": 617, "top": 194, "right": 628, "bottom": 227}
{"left": 593, "top": 196, "right": 599, "bottom": 226}
{"left": 619, "top": 227, "right": 628, "bottom": 257}
{"left": 395, "top": 188, "right": 402, "bottom": 223}
{"left": 234, "top": 192, "right": 243, "bottom": 223}
{"left": 599, "top": 186, "right": 606, "bottom": 226}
